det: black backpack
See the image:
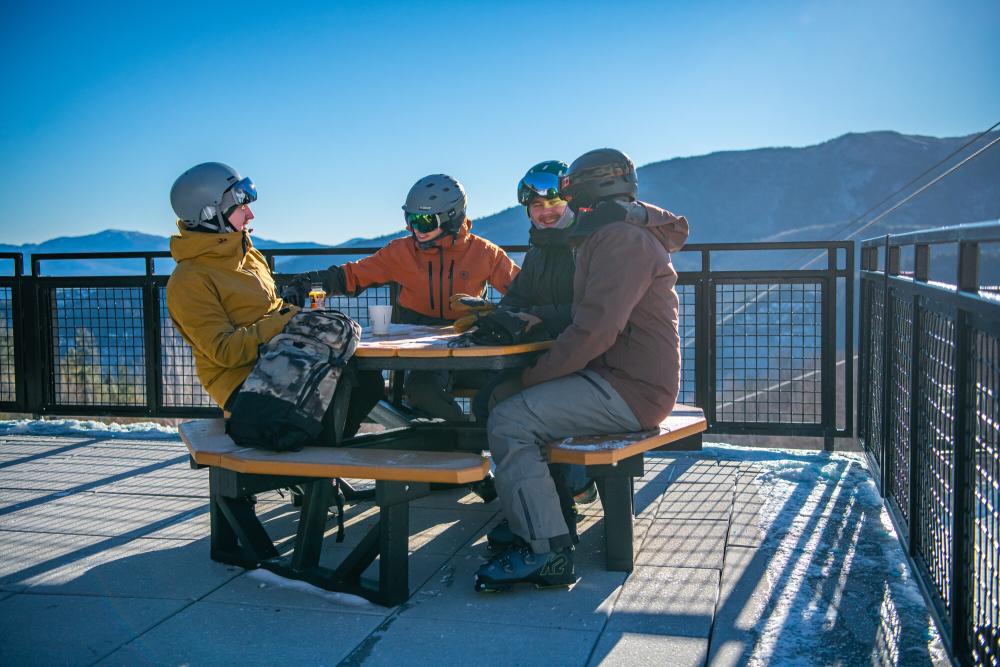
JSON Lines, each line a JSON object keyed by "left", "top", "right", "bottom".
{"left": 226, "top": 310, "right": 361, "bottom": 451}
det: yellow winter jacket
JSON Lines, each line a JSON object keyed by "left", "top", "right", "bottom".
{"left": 165, "top": 222, "right": 299, "bottom": 407}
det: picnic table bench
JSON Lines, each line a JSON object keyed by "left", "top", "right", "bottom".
{"left": 181, "top": 418, "right": 489, "bottom": 606}
{"left": 180, "top": 404, "right": 705, "bottom": 603}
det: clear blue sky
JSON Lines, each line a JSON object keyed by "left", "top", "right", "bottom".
{"left": 1, "top": 0, "right": 997, "bottom": 246}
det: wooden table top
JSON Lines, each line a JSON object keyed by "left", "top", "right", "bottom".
{"left": 355, "top": 324, "right": 553, "bottom": 359}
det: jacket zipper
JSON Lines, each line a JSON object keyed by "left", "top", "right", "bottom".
{"left": 448, "top": 260, "right": 455, "bottom": 303}
{"left": 438, "top": 247, "right": 445, "bottom": 319}
{"left": 427, "top": 261, "right": 434, "bottom": 311}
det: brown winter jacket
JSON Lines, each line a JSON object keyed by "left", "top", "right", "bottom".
{"left": 166, "top": 223, "right": 300, "bottom": 407}
{"left": 521, "top": 202, "right": 689, "bottom": 429}
{"left": 338, "top": 219, "right": 519, "bottom": 322}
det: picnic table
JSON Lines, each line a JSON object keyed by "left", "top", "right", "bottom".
{"left": 181, "top": 323, "right": 706, "bottom": 605}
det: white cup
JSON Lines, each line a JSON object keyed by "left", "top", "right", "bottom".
{"left": 369, "top": 305, "right": 393, "bottom": 335}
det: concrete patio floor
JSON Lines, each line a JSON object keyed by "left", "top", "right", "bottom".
{"left": 0, "top": 432, "right": 949, "bottom": 666}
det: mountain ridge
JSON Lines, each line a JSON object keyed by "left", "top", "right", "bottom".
{"left": 3, "top": 130, "right": 997, "bottom": 276}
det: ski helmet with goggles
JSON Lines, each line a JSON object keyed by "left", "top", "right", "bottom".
{"left": 170, "top": 162, "right": 257, "bottom": 232}
{"left": 402, "top": 174, "right": 467, "bottom": 238}
{"left": 517, "top": 160, "right": 568, "bottom": 206}
{"left": 559, "top": 149, "right": 637, "bottom": 212}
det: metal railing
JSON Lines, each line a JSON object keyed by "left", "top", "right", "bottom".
{"left": 1, "top": 241, "right": 853, "bottom": 446}
{"left": 859, "top": 222, "right": 1000, "bottom": 666}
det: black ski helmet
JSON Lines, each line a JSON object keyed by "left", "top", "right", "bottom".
{"left": 559, "top": 148, "right": 637, "bottom": 212}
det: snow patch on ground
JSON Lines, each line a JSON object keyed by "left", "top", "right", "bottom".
{"left": 247, "top": 569, "right": 376, "bottom": 609}
{"left": 0, "top": 418, "right": 179, "bottom": 440}
{"left": 699, "top": 443, "right": 947, "bottom": 665}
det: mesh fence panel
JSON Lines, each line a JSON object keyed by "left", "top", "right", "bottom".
{"left": 678, "top": 283, "right": 695, "bottom": 406}
{"left": 158, "top": 286, "right": 214, "bottom": 409}
{"left": 714, "top": 282, "right": 822, "bottom": 424}
{"left": 914, "top": 307, "right": 957, "bottom": 611}
{"left": 967, "top": 325, "right": 1000, "bottom": 666}
{"left": 859, "top": 279, "right": 886, "bottom": 467}
{"left": 50, "top": 287, "right": 146, "bottom": 407}
{"left": 887, "top": 295, "right": 914, "bottom": 522}
{"left": 0, "top": 286, "right": 15, "bottom": 403}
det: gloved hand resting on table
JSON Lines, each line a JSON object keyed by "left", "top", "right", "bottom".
{"left": 449, "top": 310, "right": 543, "bottom": 347}
{"left": 450, "top": 293, "right": 496, "bottom": 333}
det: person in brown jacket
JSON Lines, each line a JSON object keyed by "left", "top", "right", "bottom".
{"left": 290, "top": 174, "right": 519, "bottom": 421}
{"left": 475, "top": 149, "right": 689, "bottom": 592}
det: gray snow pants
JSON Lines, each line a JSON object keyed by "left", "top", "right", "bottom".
{"left": 488, "top": 369, "right": 642, "bottom": 554}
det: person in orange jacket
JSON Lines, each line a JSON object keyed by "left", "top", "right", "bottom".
{"left": 288, "top": 174, "right": 519, "bottom": 421}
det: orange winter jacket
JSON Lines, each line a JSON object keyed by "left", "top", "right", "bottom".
{"left": 338, "top": 219, "right": 519, "bottom": 322}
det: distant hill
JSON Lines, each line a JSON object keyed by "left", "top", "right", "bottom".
{"left": 3, "top": 130, "right": 997, "bottom": 277}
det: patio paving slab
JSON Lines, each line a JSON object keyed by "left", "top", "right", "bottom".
{"left": 0, "top": 491, "right": 206, "bottom": 537}
{"left": 655, "top": 482, "right": 734, "bottom": 521}
{"left": 636, "top": 518, "right": 728, "bottom": 569}
{"left": 400, "top": 551, "right": 626, "bottom": 632}
{"left": 587, "top": 631, "right": 708, "bottom": 667}
{"left": 25, "top": 536, "right": 242, "bottom": 600}
{"left": 604, "top": 565, "right": 719, "bottom": 637}
{"left": 0, "top": 593, "right": 187, "bottom": 667}
{"left": 95, "top": 600, "right": 385, "bottom": 666}
{"left": 0, "top": 530, "right": 126, "bottom": 590}
{"left": 341, "top": 616, "right": 600, "bottom": 666}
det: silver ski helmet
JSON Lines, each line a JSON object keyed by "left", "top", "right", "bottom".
{"left": 517, "top": 160, "right": 568, "bottom": 206}
{"left": 170, "top": 162, "right": 257, "bottom": 232}
{"left": 402, "top": 174, "right": 467, "bottom": 237}
{"left": 559, "top": 149, "right": 637, "bottom": 212}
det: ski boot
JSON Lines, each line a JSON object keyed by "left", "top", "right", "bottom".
{"left": 474, "top": 543, "right": 577, "bottom": 592}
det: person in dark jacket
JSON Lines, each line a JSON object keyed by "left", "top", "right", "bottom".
{"left": 474, "top": 148, "right": 690, "bottom": 593}
{"left": 469, "top": 160, "right": 576, "bottom": 421}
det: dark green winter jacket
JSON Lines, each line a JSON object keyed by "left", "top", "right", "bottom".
{"left": 498, "top": 225, "right": 575, "bottom": 338}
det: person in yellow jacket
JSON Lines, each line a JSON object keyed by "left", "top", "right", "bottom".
{"left": 165, "top": 162, "right": 383, "bottom": 438}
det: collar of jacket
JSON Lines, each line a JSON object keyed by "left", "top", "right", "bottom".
{"left": 169, "top": 220, "right": 254, "bottom": 270}
{"left": 411, "top": 217, "right": 474, "bottom": 253}
{"left": 528, "top": 225, "right": 572, "bottom": 248}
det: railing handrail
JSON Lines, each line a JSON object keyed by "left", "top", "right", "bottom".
{"left": 861, "top": 220, "right": 1000, "bottom": 249}
{"left": 0, "top": 252, "right": 24, "bottom": 277}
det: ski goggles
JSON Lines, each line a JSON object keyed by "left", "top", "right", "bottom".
{"left": 219, "top": 177, "right": 258, "bottom": 213}
{"left": 517, "top": 171, "right": 562, "bottom": 206}
{"left": 405, "top": 211, "right": 445, "bottom": 234}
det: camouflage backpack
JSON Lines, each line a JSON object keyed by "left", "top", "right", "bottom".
{"left": 226, "top": 310, "right": 362, "bottom": 452}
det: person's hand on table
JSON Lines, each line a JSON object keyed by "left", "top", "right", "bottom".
{"left": 451, "top": 294, "right": 496, "bottom": 333}
{"left": 449, "top": 310, "right": 541, "bottom": 346}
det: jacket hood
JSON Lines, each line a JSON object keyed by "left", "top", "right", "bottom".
{"left": 170, "top": 220, "right": 252, "bottom": 267}
{"left": 634, "top": 203, "right": 689, "bottom": 254}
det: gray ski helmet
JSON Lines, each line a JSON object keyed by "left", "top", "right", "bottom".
{"left": 559, "top": 148, "right": 637, "bottom": 211}
{"left": 170, "top": 162, "right": 247, "bottom": 231}
{"left": 401, "top": 174, "right": 467, "bottom": 235}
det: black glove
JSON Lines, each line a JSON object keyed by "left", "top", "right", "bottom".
{"left": 571, "top": 200, "right": 631, "bottom": 238}
{"left": 467, "top": 310, "right": 530, "bottom": 346}
{"left": 280, "top": 274, "right": 313, "bottom": 307}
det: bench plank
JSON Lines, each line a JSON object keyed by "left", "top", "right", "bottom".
{"left": 548, "top": 405, "right": 707, "bottom": 465}
{"left": 180, "top": 419, "right": 488, "bottom": 485}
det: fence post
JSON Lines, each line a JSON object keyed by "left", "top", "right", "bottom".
{"left": 141, "top": 258, "right": 162, "bottom": 417}
{"left": 697, "top": 250, "right": 716, "bottom": 428}
{"left": 908, "top": 245, "right": 926, "bottom": 554}
{"left": 821, "top": 248, "right": 837, "bottom": 451}
{"left": 949, "top": 241, "right": 977, "bottom": 661}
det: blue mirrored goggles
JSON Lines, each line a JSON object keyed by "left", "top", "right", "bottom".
{"left": 220, "top": 177, "right": 257, "bottom": 214}
{"left": 517, "top": 171, "right": 562, "bottom": 206}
